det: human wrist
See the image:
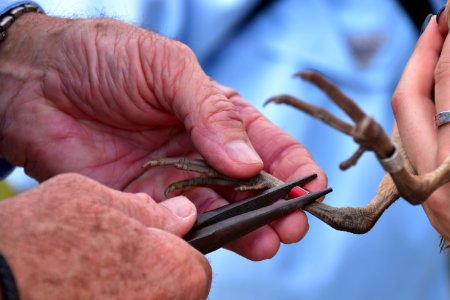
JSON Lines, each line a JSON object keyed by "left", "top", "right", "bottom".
{"left": 0, "top": 12, "right": 69, "bottom": 161}
{"left": 0, "top": 2, "right": 44, "bottom": 42}
{"left": 0, "top": 3, "right": 44, "bottom": 171}
{"left": 0, "top": 12, "right": 46, "bottom": 159}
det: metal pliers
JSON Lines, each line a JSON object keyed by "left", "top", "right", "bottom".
{"left": 184, "top": 174, "right": 332, "bottom": 254}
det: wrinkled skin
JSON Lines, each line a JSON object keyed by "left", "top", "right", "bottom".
{"left": 0, "top": 173, "right": 211, "bottom": 299}
{"left": 392, "top": 15, "right": 450, "bottom": 241}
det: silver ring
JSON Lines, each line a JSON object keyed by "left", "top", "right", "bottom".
{"left": 434, "top": 111, "right": 450, "bottom": 128}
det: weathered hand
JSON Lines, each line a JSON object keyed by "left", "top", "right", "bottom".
{"left": 0, "top": 173, "right": 211, "bottom": 299}
{"left": 0, "top": 13, "right": 263, "bottom": 187}
{"left": 392, "top": 15, "right": 450, "bottom": 241}
{"left": 0, "top": 14, "right": 326, "bottom": 259}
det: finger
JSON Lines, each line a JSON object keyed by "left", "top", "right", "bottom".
{"left": 155, "top": 41, "right": 263, "bottom": 178}
{"left": 269, "top": 200, "right": 309, "bottom": 244}
{"left": 107, "top": 189, "right": 198, "bottom": 237}
{"left": 434, "top": 27, "right": 450, "bottom": 164}
{"left": 437, "top": 5, "right": 449, "bottom": 35}
{"left": 423, "top": 187, "right": 450, "bottom": 241}
{"left": 98, "top": 188, "right": 198, "bottom": 237}
{"left": 186, "top": 187, "right": 308, "bottom": 260}
{"left": 392, "top": 16, "right": 444, "bottom": 172}
{"left": 232, "top": 95, "right": 328, "bottom": 192}
{"left": 185, "top": 80, "right": 264, "bottom": 178}
{"left": 224, "top": 226, "right": 281, "bottom": 261}
{"left": 185, "top": 188, "right": 283, "bottom": 260}
{"left": 98, "top": 184, "right": 198, "bottom": 237}
{"left": 224, "top": 209, "right": 307, "bottom": 260}
{"left": 226, "top": 95, "right": 324, "bottom": 249}
{"left": 186, "top": 187, "right": 281, "bottom": 260}
{"left": 117, "top": 194, "right": 198, "bottom": 237}
{"left": 39, "top": 173, "right": 197, "bottom": 236}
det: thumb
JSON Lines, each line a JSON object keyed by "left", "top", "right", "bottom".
{"left": 180, "top": 78, "right": 263, "bottom": 178}
{"left": 36, "top": 174, "right": 198, "bottom": 237}
{"left": 160, "top": 42, "right": 263, "bottom": 178}
{"left": 117, "top": 193, "right": 198, "bottom": 237}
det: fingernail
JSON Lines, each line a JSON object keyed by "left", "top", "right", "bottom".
{"left": 437, "top": 5, "right": 446, "bottom": 24}
{"left": 161, "top": 196, "right": 195, "bottom": 218}
{"left": 225, "top": 140, "right": 263, "bottom": 165}
{"left": 421, "top": 13, "right": 433, "bottom": 34}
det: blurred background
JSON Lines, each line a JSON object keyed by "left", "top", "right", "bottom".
{"left": 3, "top": 0, "right": 449, "bottom": 299}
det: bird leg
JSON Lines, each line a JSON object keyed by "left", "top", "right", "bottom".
{"left": 265, "top": 71, "right": 450, "bottom": 233}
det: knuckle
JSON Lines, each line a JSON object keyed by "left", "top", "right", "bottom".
{"left": 163, "top": 38, "right": 197, "bottom": 72}
{"left": 391, "top": 89, "right": 407, "bottom": 118}
{"left": 172, "top": 39, "right": 196, "bottom": 57}
{"left": 203, "top": 95, "right": 242, "bottom": 126}
{"left": 185, "top": 93, "right": 246, "bottom": 140}
{"left": 147, "top": 37, "right": 199, "bottom": 102}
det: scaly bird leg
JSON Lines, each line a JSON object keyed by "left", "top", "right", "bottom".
{"left": 265, "top": 71, "right": 450, "bottom": 233}
{"left": 144, "top": 156, "right": 397, "bottom": 234}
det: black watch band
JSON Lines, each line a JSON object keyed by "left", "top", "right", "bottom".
{"left": 0, "top": 252, "right": 19, "bottom": 300}
{"left": 0, "top": 2, "right": 44, "bottom": 43}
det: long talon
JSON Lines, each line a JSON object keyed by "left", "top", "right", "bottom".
{"left": 295, "top": 71, "right": 366, "bottom": 123}
{"left": 264, "top": 95, "right": 354, "bottom": 136}
{"left": 163, "top": 177, "right": 243, "bottom": 197}
{"left": 339, "top": 146, "right": 366, "bottom": 170}
{"left": 143, "top": 157, "right": 222, "bottom": 177}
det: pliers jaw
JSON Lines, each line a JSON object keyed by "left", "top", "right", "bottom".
{"left": 184, "top": 175, "right": 331, "bottom": 255}
{"left": 192, "top": 174, "right": 317, "bottom": 231}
